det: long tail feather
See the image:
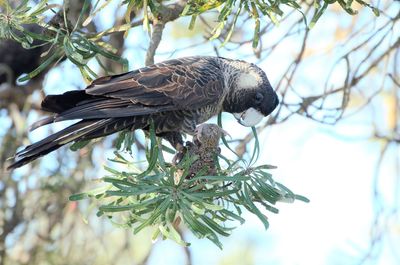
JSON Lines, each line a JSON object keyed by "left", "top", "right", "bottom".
{"left": 8, "top": 118, "right": 135, "bottom": 169}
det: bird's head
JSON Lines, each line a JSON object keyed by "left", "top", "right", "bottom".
{"left": 222, "top": 59, "right": 279, "bottom": 127}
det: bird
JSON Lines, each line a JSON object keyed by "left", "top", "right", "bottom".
{"left": 7, "top": 56, "right": 279, "bottom": 169}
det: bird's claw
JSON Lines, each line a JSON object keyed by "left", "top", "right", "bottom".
{"left": 172, "top": 141, "right": 192, "bottom": 165}
{"left": 195, "top": 124, "right": 231, "bottom": 140}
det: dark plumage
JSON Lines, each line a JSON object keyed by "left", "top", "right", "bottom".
{"left": 0, "top": 24, "right": 44, "bottom": 84}
{"left": 0, "top": 13, "right": 71, "bottom": 85}
{"left": 8, "top": 56, "right": 279, "bottom": 169}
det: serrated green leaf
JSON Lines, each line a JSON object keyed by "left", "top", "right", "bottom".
{"left": 195, "top": 189, "right": 239, "bottom": 198}
{"left": 372, "top": 7, "right": 380, "bottom": 17}
{"left": 309, "top": 2, "right": 328, "bottom": 29}
{"left": 217, "top": 113, "right": 240, "bottom": 157}
{"left": 161, "top": 144, "right": 175, "bottom": 154}
{"left": 221, "top": 209, "right": 245, "bottom": 224}
{"left": 209, "top": 21, "right": 225, "bottom": 40}
{"left": 134, "top": 197, "right": 171, "bottom": 233}
{"left": 136, "top": 121, "right": 159, "bottom": 178}
{"left": 202, "top": 202, "right": 224, "bottom": 211}
{"left": 191, "top": 203, "right": 206, "bottom": 215}
{"left": 69, "top": 192, "right": 88, "bottom": 201}
{"left": 18, "top": 48, "right": 62, "bottom": 82}
{"left": 250, "top": 179, "right": 280, "bottom": 204}
{"left": 106, "top": 186, "right": 160, "bottom": 196}
{"left": 151, "top": 226, "right": 161, "bottom": 241}
{"left": 180, "top": 204, "right": 223, "bottom": 249}
{"left": 200, "top": 215, "right": 231, "bottom": 236}
{"left": 166, "top": 223, "right": 190, "bottom": 246}
{"left": 294, "top": 194, "right": 310, "bottom": 203}
{"left": 188, "top": 15, "right": 197, "bottom": 30}
{"left": 220, "top": 4, "right": 242, "bottom": 47}
{"left": 188, "top": 174, "right": 248, "bottom": 183}
{"left": 81, "top": 0, "right": 106, "bottom": 27}
{"left": 243, "top": 184, "right": 269, "bottom": 229}
{"left": 70, "top": 140, "right": 90, "bottom": 151}
{"left": 99, "top": 204, "right": 138, "bottom": 212}
{"left": 103, "top": 166, "right": 126, "bottom": 175}
{"left": 256, "top": 164, "right": 277, "bottom": 170}
{"left": 96, "top": 210, "right": 104, "bottom": 217}
{"left": 181, "top": 3, "right": 192, "bottom": 16}
{"left": 100, "top": 196, "right": 161, "bottom": 212}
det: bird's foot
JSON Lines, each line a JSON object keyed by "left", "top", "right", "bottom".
{"left": 194, "top": 124, "right": 231, "bottom": 144}
{"left": 172, "top": 141, "right": 193, "bottom": 165}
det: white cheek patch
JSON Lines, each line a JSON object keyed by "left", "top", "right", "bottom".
{"left": 233, "top": 108, "right": 264, "bottom": 127}
{"left": 237, "top": 72, "right": 261, "bottom": 89}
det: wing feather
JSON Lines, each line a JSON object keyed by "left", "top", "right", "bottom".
{"left": 34, "top": 57, "right": 224, "bottom": 130}
{"left": 85, "top": 56, "right": 224, "bottom": 108}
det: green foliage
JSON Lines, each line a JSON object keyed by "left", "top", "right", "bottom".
{"left": 0, "top": 0, "right": 128, "bottom": 83}
{"left": 70, "top": 123, "right": 309, "bottom": 248}
{"left": 182, "top": 0, "right": 380, "bottom": 47}
{"left": 0, "top": 0, "right": 380, "bottom": 81}
{"left": 0, "top": 0, "right": 55, "bottom": 45}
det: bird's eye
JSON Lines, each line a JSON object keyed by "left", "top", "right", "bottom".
{"left": 255, "top": 92, "right": 263, "bottom": 104}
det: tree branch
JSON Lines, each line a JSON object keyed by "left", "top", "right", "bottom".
{"left": 145, "top": 0, "right": 186, "bottom": 66}
{"left": 145, "top": 22, "right": 165, "bottom": 66}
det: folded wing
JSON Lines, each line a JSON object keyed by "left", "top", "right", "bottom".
{"left": 33, "top": 56, "right": 224, "bottom": 129}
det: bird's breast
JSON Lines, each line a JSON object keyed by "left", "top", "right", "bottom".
{"left": 195, "top": 105, "right": 221, "bottom": 123}
{"left": 179, "top": 105, "right": 221, "bottom": 134}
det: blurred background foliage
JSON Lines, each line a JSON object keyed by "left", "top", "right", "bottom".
{"left": 0, "top": 0, "right": 399, "bottom": 264}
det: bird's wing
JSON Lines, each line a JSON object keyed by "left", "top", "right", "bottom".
{"left": 32, "top": 57, "right": 225, "bottom": 129}
{"left": 85, "top": 56, "right": 224, "bottom": 109}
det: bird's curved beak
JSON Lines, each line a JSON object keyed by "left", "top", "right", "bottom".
{"left": 233, "top": 108, "right": 264, "bottom": 127}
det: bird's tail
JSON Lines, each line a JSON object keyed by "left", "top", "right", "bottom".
{"left": 7, "top": 118, "right": 136, "bottom": 170}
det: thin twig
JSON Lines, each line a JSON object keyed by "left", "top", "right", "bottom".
{"left": 145, "top": 0, "right": 186, "bottom": 66}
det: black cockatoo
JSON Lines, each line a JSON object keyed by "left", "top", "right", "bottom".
{"left": 8, "top": 56, "right": 279, "bottom": 169}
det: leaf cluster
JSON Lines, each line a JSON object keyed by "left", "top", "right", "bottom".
{"left": 0, "top": 0, "right": 52, "bottom": 44}
{"left": 70, "top": 122, "right": 309, "bottom": 248}
{"left": 0, "top": 0, "right": 380, "bottom": 82}
{"left": 0, "top": 0, "right": 128, "bottom": 83}
{"left": 181, "top": 0, "right": 380, "bottom": 47}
